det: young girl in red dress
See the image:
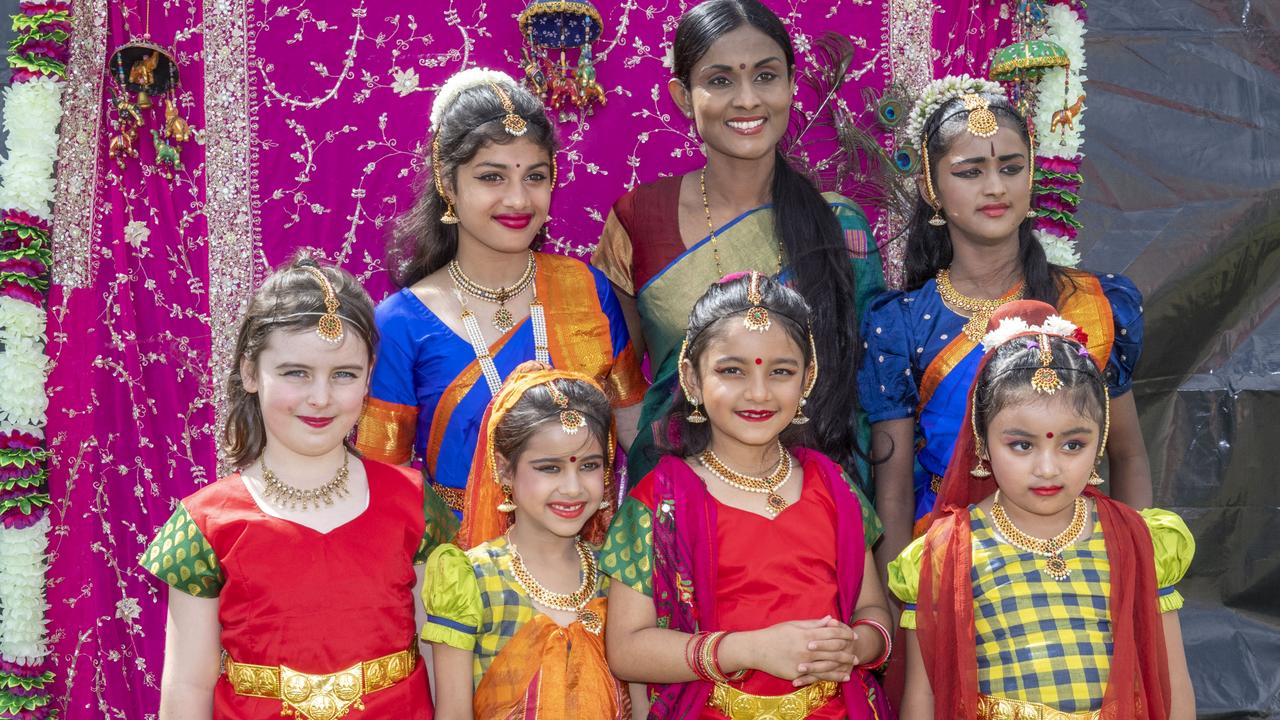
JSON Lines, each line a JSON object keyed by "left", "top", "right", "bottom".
{"left": 142, "top": 258, "right": 457, "bottom": 719}
{"left": 602, "top": 271, "right": 894, "bottom": 719}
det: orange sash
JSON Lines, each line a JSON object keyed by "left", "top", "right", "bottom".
{"left": 471, "top": 597, "right": 628, "bottom": 720}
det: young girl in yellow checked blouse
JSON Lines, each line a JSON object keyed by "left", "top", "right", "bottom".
{"left": 142, "top": 258, "right": 458, "bottom": 720}
{"left": 421, "top": 361, "right": 630, "bottom": 720}
{"left": 890, "top": 300, "right": 1194, "bottom": 720}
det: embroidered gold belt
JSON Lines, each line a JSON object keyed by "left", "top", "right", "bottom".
{"left": 225, "top": 642, "right": 418, "bottom": 720}
{"left": 431, "top": 481, "right": 465, "bottom": 512}
{"left": 976, "top": 694, "right": 1101, "bottom": 720}
{"left": 708, "top": 680, "right": 838, "bottom": 720}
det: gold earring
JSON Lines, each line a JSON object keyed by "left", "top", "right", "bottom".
{"left": 441, "top": 201, "right": 460, "bottom": 224}
{"left": 598, "top": 497, "right": 611, "bottom": 510}
{"left": 1026, "top": 128, "right": 1037, "bottom": 219}
{"left": 790, "top": 397, "right": 810, "bottom": 425}
{"left": 1088, "top": 467, "right": 1104, "bottom": 486}
{"left": 921, "top": 141, "right": 947, "bottom": 227}
{"left": 971, "top": 436, "right": 992, "bottom": 478}
{"left": 497, "top": 485, "right": 516, "bottom": 513}
{"left": 687, "top": 400, "right": 707, "bottom": 424}
{"left": 929, "top": 206, "right": 947, "bottom": 227}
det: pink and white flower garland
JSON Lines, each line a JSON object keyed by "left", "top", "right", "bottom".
{"left": 0, "top": 2, "right": 67, "bottom": 717}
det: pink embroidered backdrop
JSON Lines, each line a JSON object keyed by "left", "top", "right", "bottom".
{"left": 46, "top": 0, "right": 1017, "bottom": 715}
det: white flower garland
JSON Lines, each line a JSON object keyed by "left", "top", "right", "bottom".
{"left": 981, "top": 313, "right": 1080, "bottom": 352}
{"left": 902, "top": 74, "right": 1005, "bottom": 151}
{"left": 0, "top": 516, "right": 51, "bottom": 663}
{"left": 0, "top": 77, "right": 63, "bottom": 219}
{"left": 429, "top": 67, "right": 519, "bottom": 131}
{"left": 1030, "top": 3, "right": 1087, "bottom": 267}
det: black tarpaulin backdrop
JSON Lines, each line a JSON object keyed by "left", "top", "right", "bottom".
{"left": 1080, "top": 2, "right": 1279, "bottom": 716}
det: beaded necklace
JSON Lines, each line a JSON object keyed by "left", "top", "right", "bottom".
{"left": 507, "top": 536, "right": 602, "bottom": 634}
{"left": 697, "top": 441, "right": 793, "bottom": 517}
{"left": 448, "top": 251, "right": 537, "bottom": 332}
{"left": 453, "top": 254, "right": 550, "bottom": 395}
{"left": 989, "top": 490, "right": 1088, "bottom": 581}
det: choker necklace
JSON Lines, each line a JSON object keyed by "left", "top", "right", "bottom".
{"left": 700, "top": 168, "right": 783, "bottom": 278}
{"left": 507, "top": 535, "right": 602, "bottom": 634}
{"left": 448, "top": 251, "right": 537, "bottom": 332}
{"left": 935, "top": 268, "right": 1026, "bottom": 342}
{"left": 452, "top": 252, "right": 550, "bottom": 395}
{"left": 697, "top": 440, "right": 793, "bottom": 517}
{"left": 989, "top": 489, "right": 1088, "bottom": 581}
{"left": 259, "top": 453, "right": 350, "bottom": 510}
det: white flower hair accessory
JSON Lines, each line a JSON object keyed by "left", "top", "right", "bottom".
{"left": 429, "top": 67, "right": 519, "bottom": 131}
{"left": 903, "top": 74, "right": 1006, "bottom": 152}
{"left": 980, "top": 313, "right": 1080, "bottom": 353}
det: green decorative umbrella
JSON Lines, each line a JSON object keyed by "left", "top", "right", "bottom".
{"left": 989, "top": 39, "right": 1070, "bottom": 81}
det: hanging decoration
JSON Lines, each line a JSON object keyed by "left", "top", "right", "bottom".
{"left": 989, "top": 0, "right": 1088, "bottom": 267}
{"left": 104, "top": 4, "right": 196, "bottom": 179}
{"left": 517, "top": 0, "right": 606, "bottom": 120}
{"left": 0, "top": 0, "right": 65, "bottom": 716}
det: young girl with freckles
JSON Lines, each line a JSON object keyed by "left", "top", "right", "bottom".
{"left": 143, "top": 258, "right": 458, "bottom": 720}
{"left": 421, "top": 362, "right": 630, "bottom": 720}
{"left": 890, "top": 300, "right": 1194, "bottom": 720}
{"left": 859, "top": 76, "right": 1151, "bottom": 581}
{"left": 357, "top": 68, "right": 646, "bottom": 518}
{"left": 603, "top": 272, "right": 895, "bottom": 719}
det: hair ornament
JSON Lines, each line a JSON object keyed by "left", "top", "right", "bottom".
{"left": 743, "top": 270, "right": 771, "bottom": 333}
{"left": 299, "top": 267, "right": 344, "bottom": 343}
{"left": 902, "top": 74, "right": 1005, "bottom": 153}
{"left": 961, "top": 93, "right": 999, "bottom": 138}
{"left": 487, "top": 81, "right": 529, "bottom": 136}
{"left": 429, "top": 67, "right": 518, "bottom": 131}
{"left": 980, "top": 313, "right": 1079, "bottom": 353}
{"left": 1030, "top": 331, "right": 1064, "bottom": 394}
{"left": 545, "top": 380, "right": 586, "bottom": 435}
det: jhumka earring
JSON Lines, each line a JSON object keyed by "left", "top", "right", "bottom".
{"left": 497, "top": 485, "right": 517, "bottom": 513}
{"left": 970, "top": 400, "right": 992, "bottom": 477}
{"left": 1026, "top": 129, "right": 1038, "bottom": 219}
{"left": 677, "top": 338, "right": 707, "bottom": 423}
{"left": 921, "top": 142, "right": 946, "bottom": 227}
{"left": 432, "top": 136, "right": 460, "bottom": 224}
{"left": 1089, "top": 392, "right": 1112, "bottom": 485}
{"left": 791, "top": 332, "right": 819, "bottom": 425}
{"left": 1088, "top": 467, "right": 1105, "bottom": 486}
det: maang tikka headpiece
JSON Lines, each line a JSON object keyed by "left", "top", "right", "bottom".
{"left": 301, "top": 267, "right": 344, "bottom": 344}
{"left": 744, "top": 270, "right": 771, "bottom": 333}
{"left": 545, "top": 380, "right": 586, "bottom": 435}
{"left": 488, "top": 81, "right": 528, "bottom": 137}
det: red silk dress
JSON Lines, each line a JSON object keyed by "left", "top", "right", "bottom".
{"left": 142, "top": 459, "right": 453, "bottom": 719}
{"left": 701, "top": 466, "right": 846, "bottom": 719}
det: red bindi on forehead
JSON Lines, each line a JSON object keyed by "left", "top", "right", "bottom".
{"left": 755, "top": 358, "right": 763, "bottom": 365}
{"left": 739, "top": 63, "right": 747, "bottom": 70}
{"left": 569, "top": 456, "right": 577, "bottom": 463}
{"left": 1046, "top": 432, "right": 1054, "bottom": 439}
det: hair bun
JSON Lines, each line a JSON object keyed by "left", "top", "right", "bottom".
{"left": 986, "top": 299, "right": 1056, "bottom": 333}
{"left": 510, "top": 360, "right": 553, "bottom": 377}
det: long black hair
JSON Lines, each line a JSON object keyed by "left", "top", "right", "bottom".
{"left": 389, "top": 75, "right": 558, "bottom": 288}
{"left": 672, "top": 0, "right": 865, "bottom": 476}
{"left": 904, "top": 91, "right": 1067, "bottom": 304}
{"left": 661, "top": 273, "right": 815, "bottom": 457}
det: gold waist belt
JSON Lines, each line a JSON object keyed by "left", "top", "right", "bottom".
{"left": 976, "top": 694, "right": 1101, "bottom": 720}
{"left": 431, "top": 481, "right": 465, "bottom": 512}
{"left": 708, "top": 680, "right": 838, "bottom": 720}
{"left": 225, "top": 642, "right": 418, "bottom": 720}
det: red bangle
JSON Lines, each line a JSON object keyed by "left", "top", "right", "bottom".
{"left": 852, "top": 618, "right": 892, "bottom": 670}
{"left": 708, "top": 631, "right": 748, "bottom": 682}
{"left": 687, "top": 631, "right": 714, "bottom": 682}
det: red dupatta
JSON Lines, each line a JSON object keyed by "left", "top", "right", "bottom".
{"left": 918, "top": 300, "right": 1170, "bottom": 720}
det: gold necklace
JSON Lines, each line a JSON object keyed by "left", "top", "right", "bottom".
{"left": 507, "top": 536, "right": 603, "bottom": 634}
{"left": 259, "top": 453, "right": 350, "bottom": 511}
{"left": 935, "top": 268, "right": 1026, "bottom": 342}
{"left": 989, "top": 490, "right": 1088, "bottom": 581}
{"left": 447, "top": 251, "right": 537, "bottom": 332}
{"left": 697, "top": 441, "right": 793, "bottom": 517}
{"left": 699, "top": 168, "right": 783, "bottom": 278}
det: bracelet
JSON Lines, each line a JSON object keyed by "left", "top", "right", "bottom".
{"left": 686, "top": 632, "right": 713, "bottom": 681}
{"left": 703, "top": 631, "right": 748, "bottom": 683}
{"left": 852, "top": 618, "right": 892, "bottom": 670}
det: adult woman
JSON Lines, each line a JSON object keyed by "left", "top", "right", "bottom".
{"left": 592, "top": 0, "right": 884, "bottom": 489}
{"left": 858, "top": 76, "right": 1151, "bottom": 574}
{"left": 357, "top": 69, "right": 647, "bottom": 516}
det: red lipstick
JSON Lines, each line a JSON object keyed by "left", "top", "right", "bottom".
{"left": 1030, "top": 485, "right": 1064, "bottom": 496}
{"left": 735, "top": 409, "right": 776, "bottom": 423}
{"left": 979, "top": 203, "right": 1010, "bottom": 218}
{"left": 547, "top": 501, "right": 586, "bottom": 519}
{"left": 494, "top": 213, "right": 534, "bottom": 229}
{"left": 299, "top": 416, "right": 334, "bottom": 428}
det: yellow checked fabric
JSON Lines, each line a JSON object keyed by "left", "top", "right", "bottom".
{"left": 140, "top": 503, "right": 224, "bottom": 597}
{"left": 889, "top": 507, "right": 1193, "bottom": 713}
{"left": 422, "top": 538, "right": 609, "bottom": 687}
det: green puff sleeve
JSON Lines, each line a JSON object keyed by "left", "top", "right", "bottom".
{"left": 887, "top": 535, "right": 927, "bottom": 629}
{"left": 1141, "top": 508, "right": 1195, "bottom": 613}
{"left": 599, "top": 495, "right": 654, "bottom": 597}
{"left": 139, "top": 504, "right": 224, "bottom": 598}
{"left": 420, "top": 543, "right": 483, "bottom": 651}
{"left": 414, "top": 484, "right": 462, "bottom": 564}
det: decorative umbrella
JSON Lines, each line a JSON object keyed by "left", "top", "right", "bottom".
{"left": 517, "top": 0, "right": 607, "bottom": 119}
